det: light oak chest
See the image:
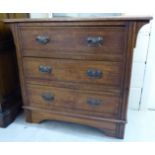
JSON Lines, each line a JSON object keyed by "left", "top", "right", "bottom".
{"left": 5, "top": 16, "right": 151, "bottom": 138}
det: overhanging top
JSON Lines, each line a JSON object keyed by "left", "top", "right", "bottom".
{"left": 3, "top": 16, "right": 153, "bottom": 23}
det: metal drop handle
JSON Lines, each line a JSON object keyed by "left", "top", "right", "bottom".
{"left": 87, "top": 98, "right": 102, "bottom": 106}
{"left": 87, "top": 36, "right": 104, "bottom": 46}
{"left": 42, "top": 92, "right": 54, "bottom": 101}
{"left": 86, "top": 69, "right": 103, "bottom": 78}
{"left": 36, "top": 36, "right": 50, "bottom": 44}
{"left": 39, "top": 65, "right": 52, "bottom": 73}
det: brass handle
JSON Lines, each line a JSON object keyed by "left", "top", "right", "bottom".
{"left": 36, "top": 36, "right": 50, "bottom": 44}
{"left": 86, "top": 69, "right": 103, "bottom": 79}
{"left": 42, "top": 92, "right": 54, "bottom": 101}
{"left": 87, "top": 36, "right": 104, "bottom": 46}
{"left": 87, "top": 98, "right": 102, "bottom": 106}
{"left": 39, "top": 65, "right": 52, "bottom": 73}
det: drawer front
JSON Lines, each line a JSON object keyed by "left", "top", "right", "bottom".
{"left": 20, "top": 26, "right": 126, "bottom": 61}
{"left": 23, "top": 58, "right": 123, "bottom": 87}
{"left": 27, "top": 84, "right": 120, "bottom": 118}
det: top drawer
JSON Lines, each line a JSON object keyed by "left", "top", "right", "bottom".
{"left": 19, "top": 26, "right": 126, "bottom": 61}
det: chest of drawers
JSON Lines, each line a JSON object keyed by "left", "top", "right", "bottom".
{"left": 5, "top": 17, "right": 151, "bottom": 138}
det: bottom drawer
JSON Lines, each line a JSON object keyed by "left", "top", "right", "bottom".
{"left": 26, "top": 84, "right": 120, "bottom": 118}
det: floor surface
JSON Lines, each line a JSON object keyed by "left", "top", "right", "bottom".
{"left": 0, "top": 110, "right": 155, "bottom": 141}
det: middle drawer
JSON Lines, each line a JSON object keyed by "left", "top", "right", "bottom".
{"left": 23, "top": 58, "right": 123, "bottom": 87}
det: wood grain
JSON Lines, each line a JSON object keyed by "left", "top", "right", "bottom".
{"left": 5, "top": 17, "right": 152, "bottom": 138}
{"left": 23, "top": 57, "right": 123, "bottom": 87}
{"left": 20, "top": 26, "right": 126, "bottom": 61}
{"left": 26, "top": 84, "right": 120, "bottom": 118}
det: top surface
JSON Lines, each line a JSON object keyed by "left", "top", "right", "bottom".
{"left": 3, "top": 16, "right": 153, "bottom": 23}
